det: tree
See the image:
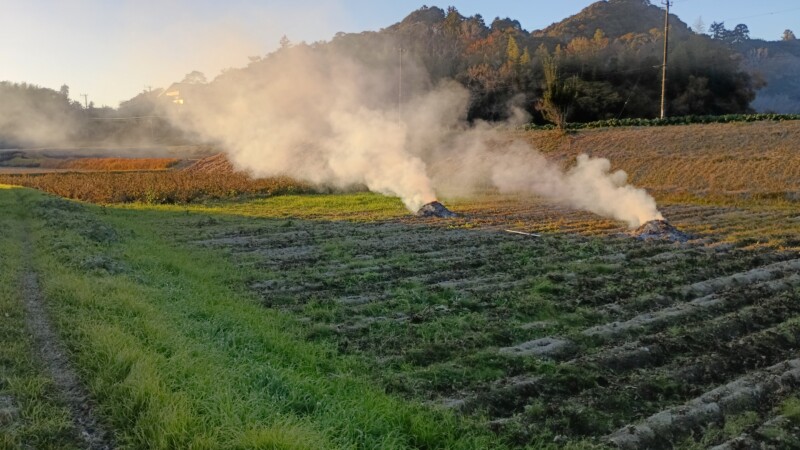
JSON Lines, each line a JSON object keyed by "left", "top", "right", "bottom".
{"left": 444, "top": 6, "right": 462, "bottom": 35}
{"left": 181, "top": 71, "right": 207, "bottom": 84}
{"left": 731, "top": 24, "right": 750, "bottom": 43}
{"left": 520, "top": 47, "right": 531, "bottom": 66}
{"left": 506, "top": 35, "right": 520, "bottom": 63}
{"left": 535, "top": 46, "right": 578, "bottom": 130}
{"left": 709, "top": 21, "right": 728, "bottom": 40}
{"left": 710, "top": 22, "right": 749, "bottom": 44}
{"left": 279, "top": 35, "right": 292, "bottom": 49}
{"left": 592, "top": 28, "right": 609, "bottom": 49}
{"left": 783, "top": 29, "right": 797, "bottom": 41}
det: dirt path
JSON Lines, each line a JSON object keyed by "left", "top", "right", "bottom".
{"left": 20, "top": 234, "right": 114, "bottom": 450}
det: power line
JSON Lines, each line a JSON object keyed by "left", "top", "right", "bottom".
{"left": 398, "top": 46, "right": 406, "bottom": 123}
{"left": 721, "top": 6, "right": 800, "bottom": 23}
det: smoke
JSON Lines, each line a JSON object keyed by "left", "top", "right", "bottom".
{"left": 0, "top": 82, "right": 79, "bottom": 148}
{"left": 169, "top": 41, "right": 663, "bottom": 227}
{"left": 490, "top": 150, "right": 663, "bottom": 227}
{"left": 171, "top": 45, "right": 436, "bottom": 210}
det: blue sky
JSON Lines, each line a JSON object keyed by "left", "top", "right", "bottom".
{"left": 1, "top": 0, "right": 798, "bottom": 107}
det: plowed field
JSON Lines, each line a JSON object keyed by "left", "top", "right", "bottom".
{"left": 179, "top": 195, "right": 800, "bottom": 449}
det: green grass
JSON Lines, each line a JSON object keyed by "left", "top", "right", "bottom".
{"left": 780, "top": 396, "right": 800, "bottom": 424}
{"left": 3, "top": 186, "right": 503, "bottom": 449}
{"left": 0, "top": 188, "right": 81, "bottom": 449}
{"left": 5, "top": 184, "right": 798, "bottom": 449}
{"left": 133, "top": 191, "right": 411, "bottom": 222}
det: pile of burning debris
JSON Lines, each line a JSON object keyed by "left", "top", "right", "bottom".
{"left": 417, "top": 201, "right": 458, "bottom": 218}
{"left": 632, "top": 219, "right": 691, "bottom": 242}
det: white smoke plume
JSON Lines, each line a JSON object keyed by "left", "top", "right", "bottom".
{"left": 172, "top": 46, "right": 436, "bottom": 210}
{"left": 490, "top": 149, "right": 663, "bottom": 227}
{"left": 170, "top": 42, "right": 663, "bottom": 227}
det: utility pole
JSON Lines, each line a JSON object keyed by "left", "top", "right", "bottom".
{"left": 660, "top": 0, "right": 672, "bottom": 119}
{"left": 144, "top": 85, "right": 153, "bottom": 93}
{"left": 398, "top": 47, "right": 405, "bottom": 123}
{"left": 80, "top": 94, "right": 88, "bottom": 109}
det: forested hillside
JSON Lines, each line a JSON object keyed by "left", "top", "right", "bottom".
{"left": 219, "top": 0, "right": 760, "bottom": 123}
{"left": 1, "top": 0, "right": 783, "bottom": 148}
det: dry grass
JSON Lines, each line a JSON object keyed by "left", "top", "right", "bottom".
{"left": 515, "top": 120, "right": 800, "bottom": 199}
{"left": 0, "top": 171, "right": 312, "bottom": 204}
{"left": 43, "top": 158, "right": 180, "bottom": 171}
{"left": 4, "top": 121, "right": 799, "bottom": 207}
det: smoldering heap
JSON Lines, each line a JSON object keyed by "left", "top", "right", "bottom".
{"left": 632, "top": 219, "right": 691, "bottom": 242}
{"left": 417, "top": 201, "right": 458, "bottom": 218}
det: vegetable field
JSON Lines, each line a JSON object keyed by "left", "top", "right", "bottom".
{"left": 1, "top": 122, "right": 799, "bottom": 449}
{"left": 2, "top": 186, "right": 799, "bottom": 449}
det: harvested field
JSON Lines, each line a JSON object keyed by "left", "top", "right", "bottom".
{"left": 43, "top": 157, "right": 180, "bottom": 171}
{"left": 517, "top": 121, "right": 800, "bottom": 199}
{"left": 0, "top": 171, "right": 312, "bottom": 204}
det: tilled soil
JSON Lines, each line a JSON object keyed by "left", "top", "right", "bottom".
{"left": 188, "top": 198, "right": 800, "bottom": 448}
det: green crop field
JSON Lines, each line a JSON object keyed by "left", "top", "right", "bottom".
{"left": 2, "top": 124, "right": 800, "bottom": 449}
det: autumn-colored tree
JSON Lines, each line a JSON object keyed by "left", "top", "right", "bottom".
{"left": 535, "top": 46, "right": 578, "bottom": 129}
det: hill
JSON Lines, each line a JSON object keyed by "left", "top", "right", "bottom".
{"left": 535, "top": 0, "right": 692, "bottom": 41}
{"left": 735, "top": 39, "right": 800, "bottom": 113}
{"left": 197, "top": 1, "right": 757, "bottom": 126}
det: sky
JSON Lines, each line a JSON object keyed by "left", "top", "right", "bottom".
{"left": 1, "top": 0, "right": 798, "bottom": 107}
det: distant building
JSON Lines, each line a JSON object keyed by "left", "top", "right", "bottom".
{"left": 159, "top": 82, "right": 199, "bottom": 105}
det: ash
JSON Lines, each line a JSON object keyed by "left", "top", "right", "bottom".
{"left": 632, "top": 219, "right": 691, "bottom": 242}
{"left": 417, "top": 201, "right": 458, "bottom": 218}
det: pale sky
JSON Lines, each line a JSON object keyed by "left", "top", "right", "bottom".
{"left": 1, "top": 0, "right": 798, "bottom": 107}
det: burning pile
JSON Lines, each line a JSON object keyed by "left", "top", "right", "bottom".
{"left": 632, "top": 219, "right": 691, "bottom": 242}
{"left": 417, "top": 201, "right": 458, "bottom": 218}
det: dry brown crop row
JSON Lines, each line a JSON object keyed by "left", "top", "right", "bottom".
{"left": 42, "top": 158, "right": 181, "bottom": 171}
{"left": 517, "top": 121, "right": 800, "bottom": 198}
{"left": 0, "top": 171, "right": 312, "bottom": 204}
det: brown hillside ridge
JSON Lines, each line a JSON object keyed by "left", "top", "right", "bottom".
{"left": 515, "top": 120, "right": 800, "bottom": 199}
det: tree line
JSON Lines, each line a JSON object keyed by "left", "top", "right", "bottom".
{"left": 373, "top": 2, "right": 760, "bottom": 123}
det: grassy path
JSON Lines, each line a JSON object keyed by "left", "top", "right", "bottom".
{"left": 0, "top": 186, "right": 503, "bottom": 449}
{"left": 0, "top": 186, "right": 84, "bottom": 449}
{"left": 18, "top": 228, "right": 113, "bottom": 449}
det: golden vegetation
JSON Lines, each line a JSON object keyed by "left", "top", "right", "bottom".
{"left": 44, "top": 157, "right": 180, "bottom": 171}
{"left": 0, "top": 171, "right": 311, "bottom": 204}
{"left": 517, "top": 120, "right": 800, "bottom": 198}
{"left": 3, "top": 121, "right": 799, "bottom": 207}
